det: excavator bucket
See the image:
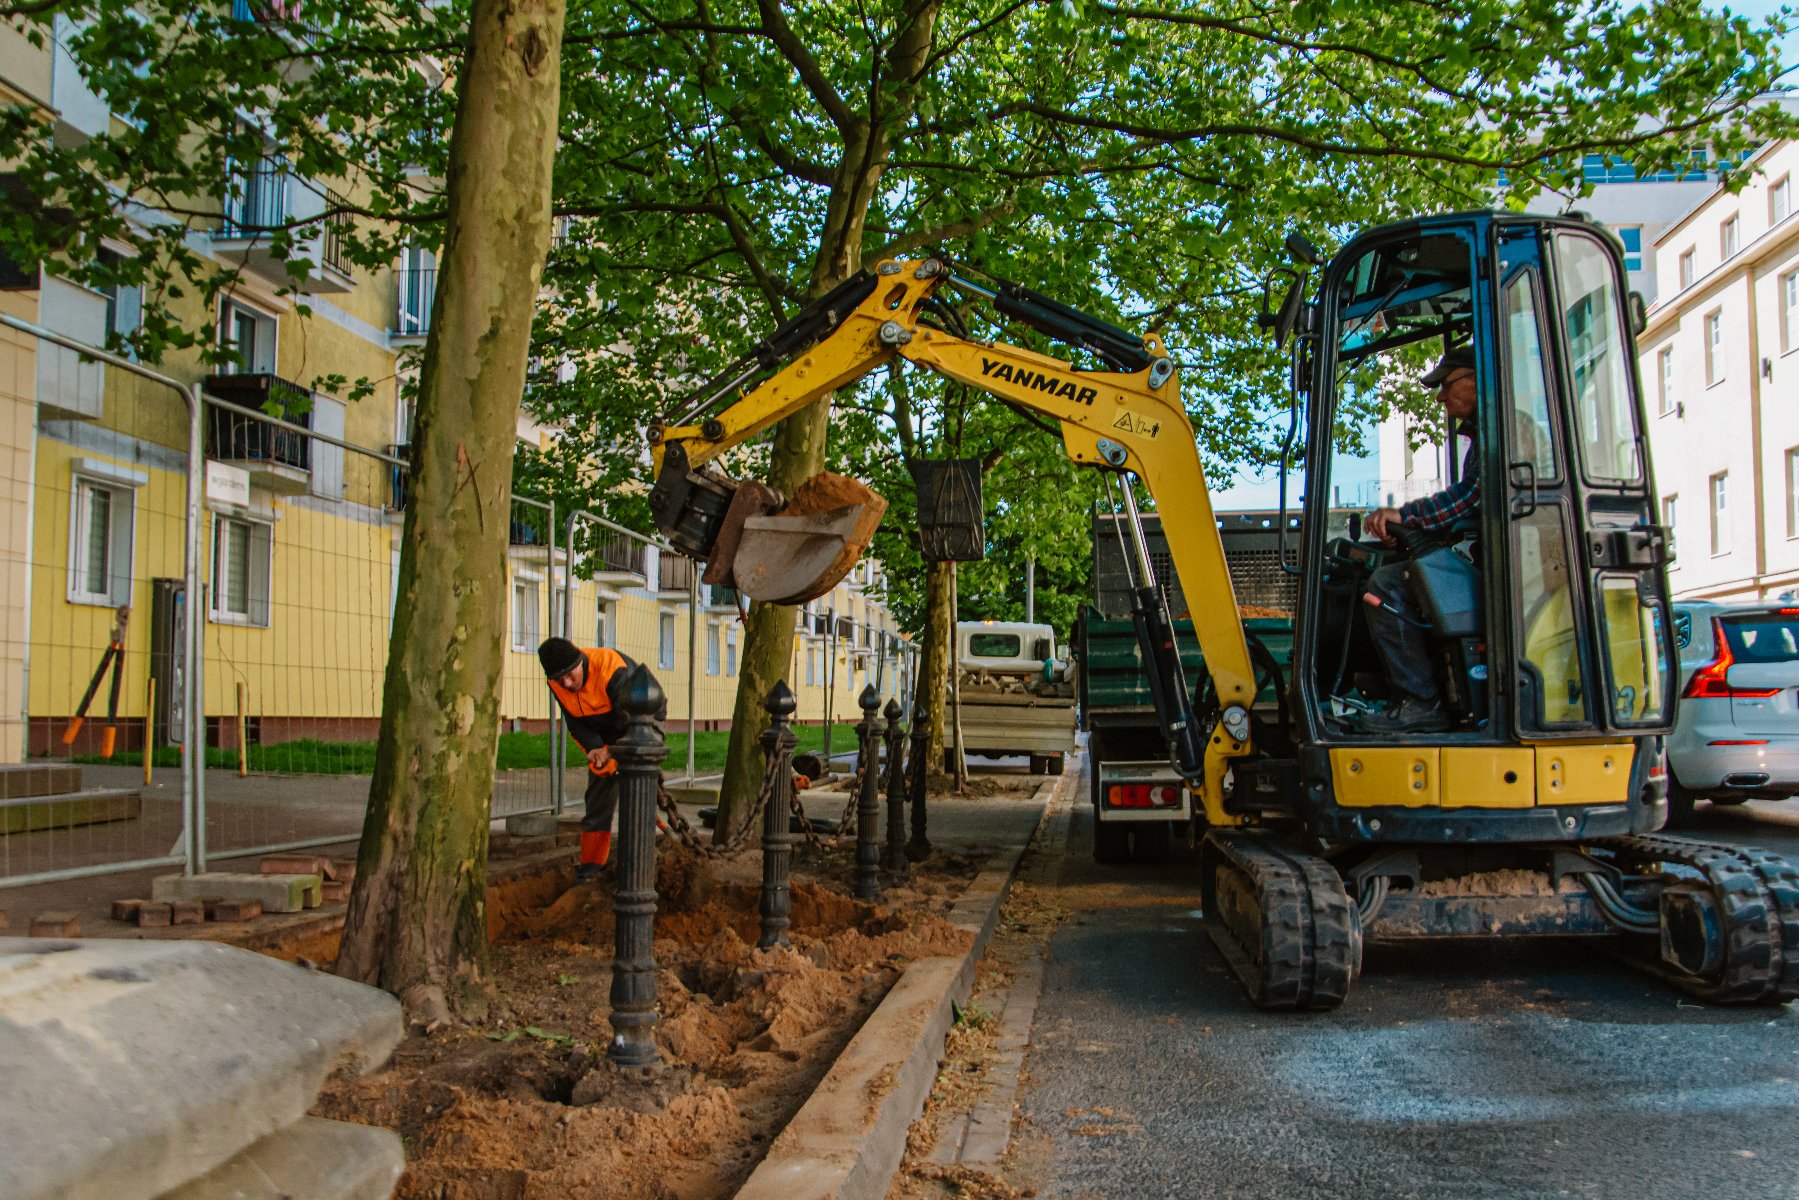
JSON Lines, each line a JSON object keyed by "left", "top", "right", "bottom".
{"left": 730, "top": 472, "right": 887, "bottom": 605}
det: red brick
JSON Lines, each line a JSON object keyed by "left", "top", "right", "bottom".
{"left": 136, "top": 903, "right": 172, "bottom": 928}
{"left": 0, "top": 909, "right": 9, "bottom": 932}
{"left": 320, "top": 879, "right": 349, "bottom": 903}
{"left": 29, "top": 912, "right": 80, "bottom": 937}
{"left": 110, "top": 899, "right": 147, "bottom": 923}
{"left": 169, "top": 900, "right": 205, "bottom": 926}
{"left": 260, "top": 854, "right": 326, "bottom": 876}
{"left": 322, "top": 859, "right": 356, "bottom": 883}
{"left": 204, "top": 897, "right": 263, "bottom": 923}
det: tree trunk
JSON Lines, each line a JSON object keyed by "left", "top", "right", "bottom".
{"left": 336, "top": 0, "right": 564, "bottom": 1021}
{"left": 713, "top": 386, "right": 833, "bottom": 838}
{"left": 911, "top": 559, "right": 953, "bottom": 768}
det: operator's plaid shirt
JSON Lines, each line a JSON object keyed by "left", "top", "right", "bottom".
{"left": 1397, "top": 423, "right": 1479, "bottom": 533}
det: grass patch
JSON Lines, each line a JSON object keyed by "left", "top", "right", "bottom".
{"left": 65, "top": 724, "right": 862, "bottom": 777}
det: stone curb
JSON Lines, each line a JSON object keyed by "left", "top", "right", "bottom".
{"left": 735, "top": 763, "right": 1080, "bottom": 1200}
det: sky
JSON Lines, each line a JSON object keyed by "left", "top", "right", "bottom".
{"left": 1210, "top": 1, "right": 1797, "bottom": 514}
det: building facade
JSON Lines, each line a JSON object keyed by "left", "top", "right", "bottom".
{"left": 1638, "top": 137, "right": 1799, "bottom": 603}
{"left": 0, "top": 19, "right": 908, "bottom": 767}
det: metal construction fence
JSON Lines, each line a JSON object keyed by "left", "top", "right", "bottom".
{"left": 4, "top": 317, "right": 565, "bottom": 887}
{"left": 1, "top": 316, "right": 921, "bottom": 891}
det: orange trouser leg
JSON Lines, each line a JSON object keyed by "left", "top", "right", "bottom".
{"left": 580, "top": 830, "right": 612, "bottom": 867}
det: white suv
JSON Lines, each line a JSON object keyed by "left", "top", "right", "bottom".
{"left": 1666, "top": 601, "right": 1799, "bottom": 826}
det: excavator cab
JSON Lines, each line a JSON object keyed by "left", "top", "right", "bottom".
{"left": 1287, "top": 212, "right": 1678, "bottom": 753}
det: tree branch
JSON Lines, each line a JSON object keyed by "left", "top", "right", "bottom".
{"left": 756, "top": 0, "right": 855, "bottom": 135}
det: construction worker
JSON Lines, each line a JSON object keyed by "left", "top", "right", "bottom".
{"left": 538, "top": 636, "right": 658, "bottom": 882}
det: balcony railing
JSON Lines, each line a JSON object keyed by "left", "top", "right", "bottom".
{"left": 386, "top": 443, "right": 410, "bottom": 512}
{"left": 395, "top": 266, "right": 435, "bottom": 337}
{"left": 203, "top": 373, "right": 312, "bottom": 471}
{"left": 658, "top": 553, "right": 696, "bottom": 593}
{"left": 320, "top": 187, "right": 351, "bottom": 276}
{"left": 704, "top": 584, "right": 739, "bottom": 608}
{"left": 220, "top": 156, "right": 289, "bottom": 238}
{"left": 510, "top": 510, "right": 550, "bottom": 548}
{"left": 584, "top": 530, "right": 648, "bottom": 578}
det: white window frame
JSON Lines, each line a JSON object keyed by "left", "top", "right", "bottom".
{"left": 1783, "top": 272, "right": 1799, "bottom": 355}
{"left": 511, "top": 570, "right": 542, "bottom": 651}
{"left": 548, "top": 573, "right": 566, "bottom": 641}
{"left": 706, "top": 623, "right": 720, "bottom": 675}
{"left": 66, "top": 465, "right": 143, "bottom": 607}
{"left": 1663, "top": 494, "right": 1679, "bottom": 565}
{"left": 1678, "top": 248, "right": 1696, "bottom": 291}
{"left": 1710, "top": 471, "right": 1729, "bottom": 557}
{"left": 218, "top": 295, "right": 278, "bottom": 375}
{"left": 1773, "top": 175, "right": 1792, "bottom": 225}
{"left": 1656, "top": 346, "right": 1675, "bottom": 415}
{"left": 1721, "top": 215, "right": 1740, "bottom": 260}
{"left": 1787, "top": 449, "right": 1799, "bottom": 540}
{"left": 210, "top": 512, "right": 273, "bottom": 627}
{"left": 726, "top": 626, "right": 738, "bottom": 675}
{"left": 658, "top": 611, "right": 677, "bottom": 670}
{"left": 594, "top": 598, "right": 611, "bottom": 648}
{"left": 1704, "top": 309, "right": 1724, "bottom": 386}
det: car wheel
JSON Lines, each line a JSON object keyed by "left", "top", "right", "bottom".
{"left": 1046, "top": 755, "right": 1065, "bottom": 776}
{"left": 1665, "top": 782, "right": 1698, "bottom": 829}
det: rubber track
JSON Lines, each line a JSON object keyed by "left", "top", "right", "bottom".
{"left": 1204, "top": 831, "right": 1361, "bottom": 1011}
{"left": 1593, "top": 834, "right": 1799, "bottom": 1005}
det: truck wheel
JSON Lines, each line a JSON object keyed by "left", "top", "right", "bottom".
{"left": 1027, "top": 755, "right": 1047, "bottom": 775}
{"left": 1131, "top": 822, "right": 1173, "bottom": 863}
{"left": 1093, "top": 817, "right": 1131, "bottom": 863}
{"left": 1046, "top": 755, "right": 1065, "bottom": 776}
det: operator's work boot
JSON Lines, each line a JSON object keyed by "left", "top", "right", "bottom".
{"left": 1358, "top": 695, "right": 1449, "bottom": 734}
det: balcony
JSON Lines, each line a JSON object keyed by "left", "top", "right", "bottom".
{"left": 393, "top": 266, "right": 435, "bottom": 345}
{"left": 657, "top": 552, "right": 696, "bottom": 596}
{"left": 216, "top": 158, "right": 352, "bottom": 293}
{"left": 584, "top": 530, "right": 649, "bottom": 583}
{"left": 703, "top": 584, "right": 740, "bottom": 610}
{"left": 203, "top": 373, "right": 313, "bottom": 495}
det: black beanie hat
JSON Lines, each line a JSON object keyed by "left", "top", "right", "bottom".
{"left": 538, "top": 637, "right": 583, "bottom": 678}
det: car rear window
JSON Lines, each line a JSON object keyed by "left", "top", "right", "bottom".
{"left": 1719, "top": 614, "right": 1799, "bottom": 663}
{"left": 968, "top": 633, "right": 1022, "bottom": 657}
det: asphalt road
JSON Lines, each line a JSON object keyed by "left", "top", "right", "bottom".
{"left": 1007, "top": 788, "right": 1799, "bottom": 1200}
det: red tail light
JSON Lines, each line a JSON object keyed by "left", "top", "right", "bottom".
{"left": 1107, "top": 783, "right": 1182, "bottom": 808}
{"left": 1682, "top": 618, "right": 1782, "bottom": 699}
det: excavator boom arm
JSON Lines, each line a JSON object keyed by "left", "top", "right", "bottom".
{"left": 648, "top": 258, "right": 1258, "bottom": 821}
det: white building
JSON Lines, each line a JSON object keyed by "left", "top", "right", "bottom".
{"left": 1639, "top": 137, "right": 1799, "bottom": 603}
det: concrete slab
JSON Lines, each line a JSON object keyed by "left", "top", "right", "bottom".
{"left": 504, "top": 812, "right": 560, "bottom": 838}
{"left": 153, "top": 872, "right": 321, "bottom": 913}
{"left": 161, "top": 1116, "right": 403, "bottom": 1200}
{"left": 0, "top": 788, "right": 141, "bottom": 833}
{"left": 0, "top": 937, "right": 402, "bottom": 1200}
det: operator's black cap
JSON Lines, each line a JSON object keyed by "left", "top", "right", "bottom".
{"left": 538, "top": 637, "right": 583, "bottom": 678}
{"left": 1421, "top": 346, "right": 1476, "bottom": 387}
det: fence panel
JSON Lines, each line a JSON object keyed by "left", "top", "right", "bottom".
{"left": 493, "top": 493, "right": 558, "bottom": 819}
{"left": 4, "top": 315, "right": 197, "bottom": 887}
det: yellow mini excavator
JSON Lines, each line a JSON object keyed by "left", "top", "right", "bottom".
{"left": 646, "top": 211, "right": 1799, "bottom": 1011}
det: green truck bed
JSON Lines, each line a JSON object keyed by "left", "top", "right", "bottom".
{"left": 1078, "top": 613, "right": 1293, "bottom": 717}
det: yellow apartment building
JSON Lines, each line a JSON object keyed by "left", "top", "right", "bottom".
{"left": 0, "top": 16, "right": 909, "bottom": 766}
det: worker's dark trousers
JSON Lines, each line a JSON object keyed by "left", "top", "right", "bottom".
{"left": 1363, "top": 561, "right": 1439, "bottom": 702}
{"left": 582, "top": 770, "right": 619, "bottom": 833}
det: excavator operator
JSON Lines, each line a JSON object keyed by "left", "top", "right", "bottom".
{"left": 1359, "top": 345, "right": 1479, "bottom": 734}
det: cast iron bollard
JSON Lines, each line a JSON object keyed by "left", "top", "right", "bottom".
{"left": 608, "top": 664, "right": 666, "bottom": 1071}
{"left": 759, "top": 682, "right": 798, "bottom": 949}
{"left": 854, "top": 684, "right": 882, "bottom": 900}
{"left": 907, "top": 708, "right": 932, "bottom": 861}
{"left": 882, "top": 699, "right": 908, "bottom": 875}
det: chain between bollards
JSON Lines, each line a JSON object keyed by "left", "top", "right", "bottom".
{"left": 854, "top": 685, "right": 882, "bottom": 900}
{"left": 906, "top": 708, "right": 931, "bottom": 862}
{"left": 882, "top": 699, "right": 908, "bottom": 875}
{"left": 759, "top": 682, "right": 798, "bottom": 949}
{"left": 608, "top": 664, "right": 667, "bottom": 1071}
